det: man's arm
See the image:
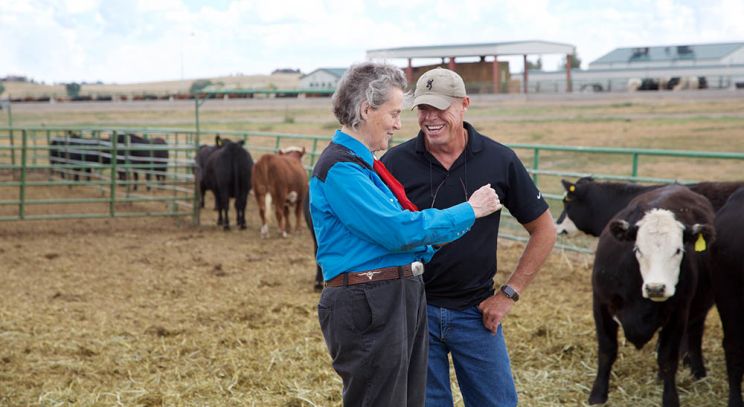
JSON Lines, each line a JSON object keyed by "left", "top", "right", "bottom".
{"left": 477, "top": 209, "right": 556, "bottom": 334}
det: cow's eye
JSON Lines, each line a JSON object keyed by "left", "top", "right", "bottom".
{"left": 674, "top": 248, "right": 683, "bottom": 256}
{"left": 633, "top": 246, "right": 642, "bottom": 256}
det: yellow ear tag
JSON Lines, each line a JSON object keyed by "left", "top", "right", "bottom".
{"left": 694, "top": 233, "right": 706, "bottom": 252}
{"left": 569, "top": 185, "right": 576, "bottom": 192}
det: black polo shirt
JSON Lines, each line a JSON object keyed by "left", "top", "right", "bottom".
{"left": 381, "top": 122, "right": 549, "bottom": 310}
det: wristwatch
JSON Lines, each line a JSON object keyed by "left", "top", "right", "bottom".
{"left": 500, "top": 284, "right": 520, "bottom": 302}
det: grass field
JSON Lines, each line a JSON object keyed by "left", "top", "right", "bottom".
{"left": 1, "top": 93, "right": 743, "bottom": 406}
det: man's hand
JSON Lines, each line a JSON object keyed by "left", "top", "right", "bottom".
{"left": 468, "top": 184, "right": 503, "bottom": 218}
{"left": 477, "top": 293, "right": 514, "bottom": 334}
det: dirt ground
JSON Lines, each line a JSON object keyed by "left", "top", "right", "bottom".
{"left": 0, "top": 201, "right": 729, "bottom": 406}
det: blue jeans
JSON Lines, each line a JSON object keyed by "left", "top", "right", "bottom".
{"left": 426, "top": 304, "right": 518, "bottom": 407}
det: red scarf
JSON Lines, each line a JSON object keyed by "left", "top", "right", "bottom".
{"left": 373, "top": 159, "right": 420, "bottom": 212}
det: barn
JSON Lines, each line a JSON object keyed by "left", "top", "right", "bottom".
{"left": 529, "top": 42, "right": 744, "bottom": 92}
{"left": 297, "top": 68, "right": 347, "bottom": 91}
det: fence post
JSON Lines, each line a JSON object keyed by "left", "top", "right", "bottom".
{"left": 192, "top": 130, "right": 201, "bottom": 226}
{"left": 110, "top": 131, "right": 118, "bottom": 217}
{"left": 631, "top": 153, "right": 639, "bottom": 179}
{"left": 310, "top": 138, "right": 319, "bottom": 168}
{"left": 532, "top": 147, "right": 540, "bottom": 185}
{"left": 19, "top": 130, "right": 27, "bottom": 219}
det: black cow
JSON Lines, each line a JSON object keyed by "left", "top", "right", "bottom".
{"left": 194, "top": 135, "right": 230, "bottom": 209}
{"left": 710, "top": 187, "right": 744, "bottom": 407}
{"left": 201, "top": 139, "right": 253, "bottom": 230}
{"left": 304, "top": 191, "right": 323, "bottom": 291}
{"left": 112, "top": 133, "right": 169, "bottom": 191}
{"left": 557, "top": 177, "right": 744, "bottom": 237}
{"left": 589, "top": 185, "right": 716, "bottom": 407}
{"left": 48, "top": 132, "right": 104, "bottom": 181}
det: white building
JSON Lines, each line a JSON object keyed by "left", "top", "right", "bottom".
{"left": 298, "top": 68, "right": 347, "bottom": 90}
{"left": 528, "top": 42, "right": 744, "bottom": 92}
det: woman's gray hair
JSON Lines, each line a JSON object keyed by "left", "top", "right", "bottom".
{"left": 332, "top": 62, "right": 407, "bottom": 130}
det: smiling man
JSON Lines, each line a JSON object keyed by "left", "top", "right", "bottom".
{"left": 381, "top": 67, "right": 557, "bottom": 407}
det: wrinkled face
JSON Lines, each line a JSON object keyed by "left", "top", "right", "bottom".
{"left": 417, "top": 97, "right": 469, "bottom": 149}
{"left": 633, "top": 209, "right": 685, "bottom": 301}
{"left": 360, "top": 88, "right": 403, "bottom": 152}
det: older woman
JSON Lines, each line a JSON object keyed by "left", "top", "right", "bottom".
{"left": 309, "top": 62, "right": 502, "bottom": 406}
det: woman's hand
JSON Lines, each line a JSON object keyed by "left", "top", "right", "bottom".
{"left": 468, "top": 184, "right": 503, "bottom": 218}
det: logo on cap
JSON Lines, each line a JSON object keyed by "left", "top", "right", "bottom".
{"left": 426, "top": 79, "right": 433, "bottom": 90}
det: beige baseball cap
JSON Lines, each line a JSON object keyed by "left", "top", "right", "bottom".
{"left": 412, "top": 67, "right": 467, "bottom": 110}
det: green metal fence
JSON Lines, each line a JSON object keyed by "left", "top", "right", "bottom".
{"left": 2, "top": 126, "right": 743, "bottom": 253}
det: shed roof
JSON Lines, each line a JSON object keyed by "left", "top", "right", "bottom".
{"left": 301, "top": 68, "right": 347, "bottom": 79}
{"left": 366, "top": 40, "right": 575, "bottom": 60}
{"left": 590, "top": 42, "right": 744, "bottom": 66}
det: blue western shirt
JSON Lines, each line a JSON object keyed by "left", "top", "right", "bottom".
{"left": 310, "top": 130, "right": 475, "bottom": 281}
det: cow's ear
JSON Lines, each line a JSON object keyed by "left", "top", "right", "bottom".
{"left": 610, "top": 219, "right": 638, "bottom": 242}
{"left": 215, "top": 135, "right": 222, "bottom": 146}
{"left": 684, "top": 223, "right": 715, "bottom": 252}
{"left": 561, "top": 179, "right": 575, "bottom": 192}
{"left": 277, "top": 149, "right": 284, "bottom": 155}
{"left": 301, "top": 146, "right": 306, "bottom": 156}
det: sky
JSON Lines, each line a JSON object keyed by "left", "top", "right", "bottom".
{"left": 1, "top": 0, "right": 743, "bottom": 84}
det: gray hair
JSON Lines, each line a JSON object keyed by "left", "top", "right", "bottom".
{"left": 332, "top": 62, "right": 407, "bottom": 130}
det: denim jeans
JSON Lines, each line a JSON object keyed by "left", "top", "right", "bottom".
{"left": 426, "top": 304, "right": 518, "bottom": 407}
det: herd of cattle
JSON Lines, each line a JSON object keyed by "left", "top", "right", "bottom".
{"left": 628, "top": 76, "right": 708, "bottom": 91}
{"left": 49, "top": 131, "right": 169, "bottom": 190}
{"left": 193, "top": 135, "right": 308, "bottom": 235}
{"left": 47, "top": 133, "right": 743, "bottom": 406}
{"left": 557, "top": 177, "right": 744, "bottom": 407}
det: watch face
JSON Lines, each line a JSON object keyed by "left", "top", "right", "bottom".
{"left": 501, "top": 285, "right": 519, "bottom": 301}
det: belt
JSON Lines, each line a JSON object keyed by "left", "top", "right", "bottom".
{"left": 324, "top": 262, "right": 424, "bottom": 288}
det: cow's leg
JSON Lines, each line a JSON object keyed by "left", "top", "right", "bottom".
{"left": 657, "top": 314, "right": 684, "bottom": 407}
{"left": 276, "top": 202, "right": 287, "bottom": 238}
{"left": 256, "top": 192, "right": 269, "bottom": 238}
{"left": 221, "top": 197, "right": 230, "bottom": 231}
{"left": 589, "top": 298, "right": 619, "bottom": 405}
{"left": 199, "top": 180, "right": 206, "bottom": 209}
{"left": 236, "top": 193, "right": 247, "bottom": 230}
{"left": 722, "top": 318, "right": 744, "bottom": 407}
{"left": 714, "top": 273, "right": 744, "bottom": 407}
{"left": 294, "top": 200, "right": 303, "bottom": 234}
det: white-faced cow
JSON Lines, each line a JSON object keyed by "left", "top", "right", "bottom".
{"left": 710, "top": 187, "right": 744, "bottom": 407}
{"left": 252, "top": 146, "right": 309, "bottom": 238}
{"left": 557, "top": 177, "right": 744, "bottom": 237}
{"left": 589, "top": 185, "right": 716, "bottom": 407}
{"left": 201, "top": 139, "right": 253, "bottom": 230}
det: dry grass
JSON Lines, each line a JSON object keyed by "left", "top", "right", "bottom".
{"left": 0, "top": 213, "right": 727, "bottom": 406}
{"left": 0, "top": 94, "right": 741, "bottom": 406}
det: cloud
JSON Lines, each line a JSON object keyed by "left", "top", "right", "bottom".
{"left": 1, "top": 0, "right": 742, "bottom": 83}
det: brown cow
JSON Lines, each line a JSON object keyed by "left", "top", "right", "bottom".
{"left": 252, "top": 146, "right": 308, "bottom": 238}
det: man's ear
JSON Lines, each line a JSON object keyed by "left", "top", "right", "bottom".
{"left": 610, "top": 219, "right": 638, "bottom": 242}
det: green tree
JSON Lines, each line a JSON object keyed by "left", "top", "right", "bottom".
{"left": 65, "top": 82, "right": 81, "bottom": 98}
{"left": 526, "top": 57, "right": 543, "bottom": 71}
{"left": 560, "top": 53, "right": 582, "bottom": 70}
{"left": 190, "top": 79, "right": 213, "bottom": 95}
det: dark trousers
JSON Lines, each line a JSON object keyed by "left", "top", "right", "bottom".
{"left": 318, "top": 275, "right": 428, "bottom": 407}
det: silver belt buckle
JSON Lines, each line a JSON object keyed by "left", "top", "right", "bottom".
{"left": 411, "top": 261, "right": 424, "bottom": 276}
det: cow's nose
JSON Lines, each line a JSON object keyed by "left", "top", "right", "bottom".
{"left": 645, "top": 283, "right": 666, "bottom": 299}
{"left": 557, "top": 228, "right": 568, "bottom": 235}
